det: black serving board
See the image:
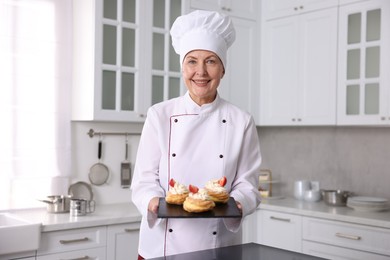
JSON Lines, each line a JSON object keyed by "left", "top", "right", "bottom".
{"left": 157, "top": 197, "right": 241, "bottom": 218}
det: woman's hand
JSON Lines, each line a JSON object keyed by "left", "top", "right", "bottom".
{"left": 236, "top": 201, "right": 243, "bottom": 215}
{"left": 148, "top": 197, "right": 160, "bottom": 214}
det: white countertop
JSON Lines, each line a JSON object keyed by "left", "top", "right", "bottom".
{"left": 6, "top": 198, "right": 390, "bottom": 233}
{"left": 258, "top": 197, "right": 390, "bottom": 229}
{"left": 7, "top": 203, "right": 142, "bottom": 232}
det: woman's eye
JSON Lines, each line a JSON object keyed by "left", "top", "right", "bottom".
{"left": 206, "top": 59, "right": 216, "bottom": 64}
{"left": 187, "top": 60, "right": 196, "bottom": 64}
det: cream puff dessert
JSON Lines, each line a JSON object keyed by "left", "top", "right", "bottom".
{"left": 165, "top": 178, "right": 189, "bottom": 205}
{"left": 183, "top": 185, "right": 215, "bottom": 213}
{"left": 205, "top": 176, "right": 229, "bottom": 203}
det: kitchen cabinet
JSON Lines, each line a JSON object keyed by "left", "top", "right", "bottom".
{"left": 257, "top": 210, "right": 302, "bottom": 253}
{"left": 259, "top": 6, "right": 338, "bottom": 126}
{"left": 189, "top": 0, "right": 258, "bottom": 20}
{"left": 37, "top": 226, "right": 106, "bottom": 258}
{"left": 337, "top": 0, "right": 390, "bottom": 125}
{"left": 107, "top": 222, "right": 140, "bottom": 260}
{"left": 262, "top": 0, "right": 338, "bottom": 20}
{"left": 242, "top": 211, "right": 258, "bottom": 243}
{"left": 186, "top": 0, "right": 260, "bottom": 121}
{"left": 72, "top": 0, "right": 183, "bottom": 122}
{"left": 302, "top": 216, "right": 390, "bottom": 259}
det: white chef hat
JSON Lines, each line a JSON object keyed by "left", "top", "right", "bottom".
{"left": 170, "top": 10, "right": 236, "bottom": 68}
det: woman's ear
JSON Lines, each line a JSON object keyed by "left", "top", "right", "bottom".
{"left": 221, "top": 69, "right": 225, "bottom": 79}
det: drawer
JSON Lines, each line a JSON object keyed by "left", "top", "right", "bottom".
{"left": 302, "top": 217, "right": 390, "bottom": 256}
{"left": 38, "top": 227, "right": 107, "bottom": 255}
{"left": 303, "top": 240, "right": 390, "bottom": 260}
{"left": 37, "top": 247, "right": 106, "bottom": 260}
{"left": 258, "top": 210, "right": 302, "bottom": 252}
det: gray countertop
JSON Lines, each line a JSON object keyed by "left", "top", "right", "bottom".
{"left": 258, "top": 197, "right": 390, "bottom": 229}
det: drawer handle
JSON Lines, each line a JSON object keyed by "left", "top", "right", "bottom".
{"left": 59, "top": 237, "right": 89, "bottom": 244}
{"left": 124, "top": 228, "right": 138, "bottom": 232}
{"left": 335, "top": 232, "right": 361, "bottom": 240}
{"left": 270, "top": 216, "right": 291, "bottom": 222}
{"left": 60, "top": 256, "right": 90, "bottom": 260}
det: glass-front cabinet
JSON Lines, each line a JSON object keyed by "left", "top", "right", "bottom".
{"left": 72, "top": 0, "right": 183, "bottom": 122}
{"left": 337, "top": 0, "right": 390, "bottom": 125}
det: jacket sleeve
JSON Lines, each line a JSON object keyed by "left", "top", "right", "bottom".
{"left": 225, "top": 115, "right": 262, "bottom": 232}
{"left": 130, "top": 107, "right": 165, "bottom": 228}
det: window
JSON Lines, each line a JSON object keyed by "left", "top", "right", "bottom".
{"left": 0, "top": 0, "right": 72, "bottom": 210}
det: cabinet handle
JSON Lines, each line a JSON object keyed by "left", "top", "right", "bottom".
{"left": 60, "top": 256, "right": 90, "bottom": 260}
{"left": 270, "top": 216, "right": 291, "bottom": 222}
{"left": 335, "top": 232, "right": 361, "bottom": 240}
{"left": 221, "top": 6, "right": 231, "bottom": 12}
{"left": 124, "top": 228, "right": 138, "bottom": 232}
{"left": 59, "top": 237, "right": 89, "bottom": 244}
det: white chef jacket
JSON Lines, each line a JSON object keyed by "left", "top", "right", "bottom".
{"left": 131, "top": 91, "right": 261, "bottom": 259}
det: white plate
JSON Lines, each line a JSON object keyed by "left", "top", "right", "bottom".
{"left": 68, "top": 181, "right": 93, "bottom": 200}
{"left": 348, "top": 196, "right": 388, "bottom": 204}
{"left": 347, "top": 203, "right": 389, "bottom": 212}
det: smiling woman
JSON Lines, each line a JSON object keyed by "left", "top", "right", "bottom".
{"left": 0, "top": 0, "right": 72, "bottom": 210}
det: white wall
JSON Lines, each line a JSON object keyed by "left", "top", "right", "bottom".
{"left": 71, "top": 121, "right": 142, "bottom": 205}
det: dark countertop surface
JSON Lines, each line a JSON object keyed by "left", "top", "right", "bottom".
{"left": 148, "top": 243, "right": 327, "bottom": 260}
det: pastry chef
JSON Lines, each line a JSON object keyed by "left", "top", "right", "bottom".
{"left": 131, "top": 10, "right": 262, "bottom": 259}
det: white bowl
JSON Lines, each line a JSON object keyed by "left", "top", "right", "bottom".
{"left": 304, "top": 190, "right": 321, "bottom": 202}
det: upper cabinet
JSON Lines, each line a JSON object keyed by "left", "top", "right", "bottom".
{"left": 189, "top": 0, "right": 258, "bottom": 20}
{"left": 186, "top": 0, "right": 260, "bottom": 122}
{"left": 259, "top": 1, "right": 338, "bottom": 126}
{"left": 72, "top": 0, "right": 183, "bottom": 122}
{"left": 337, "top": 0, "right": 390, "bottom": 125}
{"left": 262, "top": 0, "right": 338, "bottom": 21}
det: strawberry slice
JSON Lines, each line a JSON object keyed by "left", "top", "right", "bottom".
{"left": 189, "top": 184, "right": 199, "bottom": 193}
{"left": 169, "top": 178, "right": 175, "bottom": 187}
{"left": 218, "top": 176, "right": 227, "bottom": 187}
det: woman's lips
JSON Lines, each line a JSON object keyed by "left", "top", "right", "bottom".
{"left": 192, "top": 80, "right": 210, "bottom": 86}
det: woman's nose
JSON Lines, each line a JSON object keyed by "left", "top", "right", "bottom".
{"left": 196, "top": 64, "right": 207, "bottom": 76}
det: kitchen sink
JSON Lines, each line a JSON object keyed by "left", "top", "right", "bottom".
{"left": 0, "top": 213, "right": 41, "bottom": 255}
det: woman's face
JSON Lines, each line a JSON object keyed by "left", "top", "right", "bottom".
{"left": 182, "top": 50, "right": 225, "bottom": 106}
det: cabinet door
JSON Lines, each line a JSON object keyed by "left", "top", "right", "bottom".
{"left": 257, "top": 210, "right": 302, "bottom": 253}
{"left": 337, "top": 0, "right": 390, "bottom": 125}
{"left": 262, "top": 0, "right": 338, "bottom": 20}
{"left": 190, "top": 0, "right": 257, "bottom": 19}
{"left": 218, "top": 17, "right": 259, "bottom": 119}
{"left": 298, "top": 8, "right": 337, "bottom": 125}
{"left": 36, "top": 247, "right": 106, "bottom": 260}
{"left": 107, "top": 223, "right": 140, "bottom": 260}
{"left": 260, "top": 8, "right": 337, "bottom": 126}
{"left": 260, "top": 16, "right": 300, "bottom": 125}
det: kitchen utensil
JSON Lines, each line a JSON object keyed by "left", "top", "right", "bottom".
{"left": 70, "top": 199, "right": 95, "bottom": 216}
{"left": 120, "top": 137, "right": 131, "bottom": 188}
{"left": 321, "top": 189, "right": 351, "bottom": 206}
{"left": 38, "top": 195, "right": 72, "bottom": 213}
{"left": 68, "top": 181, "right": 93, "bottom": 200}
{"left": 294, "top": 180, "right": 311, "bottom": 200}
{"left": 304, "top": 190, "right": 322, "bottom": 202}
{"left": 89, "top": 139, "right": 109, "bottom": 185}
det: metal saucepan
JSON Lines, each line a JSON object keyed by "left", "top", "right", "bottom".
{"left": 321, "top": 189, "right": 352, "bottom": 206}
{"left": 38, "top": 195, "right": 72, "bottom": 213}
{"left": 89, "top": 140, "right": 109, "bottom": 185}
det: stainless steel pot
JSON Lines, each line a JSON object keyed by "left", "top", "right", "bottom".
{"left": 321, "top": 189, "right": 351, "bottom": 206}
{"left": 39, "top": 195, "right": 72, "bottom": 213}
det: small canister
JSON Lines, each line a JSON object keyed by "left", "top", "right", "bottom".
{"left": 70, "top": 199, "right": 95, "bottom": 216}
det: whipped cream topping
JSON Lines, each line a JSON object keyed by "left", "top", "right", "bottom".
{"left": 169, "top": 182, "right": 189, "bottom": 195}
{"left": 205, "top": 179, "right": 226, "bottom": 193}
{"left": 189, "top": 188, "right": 211, "bottom": 200}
